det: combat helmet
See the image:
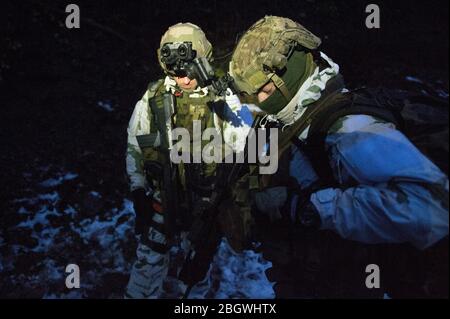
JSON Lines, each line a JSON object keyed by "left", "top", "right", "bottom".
{"left": 158, "top": 22, "right": 213, "bottom": 75}
{"left": 229, "top": 16, "right": 321, "bottom": 99}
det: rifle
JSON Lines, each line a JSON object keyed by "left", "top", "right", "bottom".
{"left": 179, "top": 115, "right": 264, "bottom": 298}
{"left": 157, "top": 44, "right": 262, "bottom": 294}
{"left": 149, "top": 57, "right": 234, "bottom": 241}
{"left": 150, "top": 92, "right": 180, "bottom": 240}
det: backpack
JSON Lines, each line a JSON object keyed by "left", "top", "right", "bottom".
{"left": 302, "top": 85, "right": 449, "bottom": 186}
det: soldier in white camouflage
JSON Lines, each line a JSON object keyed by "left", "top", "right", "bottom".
{"left": 229, "top": 16, "right": 449, "bottom": 251}
{"left": 125, "top": 22, "right": 254, "bottom": 298}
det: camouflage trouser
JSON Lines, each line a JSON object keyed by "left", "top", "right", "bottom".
{"left": 125, "top": 212, "right": 189, "bottom": 299}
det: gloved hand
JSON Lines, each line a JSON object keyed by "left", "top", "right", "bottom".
{"left": 131, "top": 188, "right": 156, "bottom": 236}
{"left": 288, "top": 186, "right": 322, "bottom": 229}
{"left": 297, "top": 201, "right": 322, "bottom": 229}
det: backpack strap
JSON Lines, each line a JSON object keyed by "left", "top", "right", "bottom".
{"left": 303, "top": 87, "right": 404, "bottom": 186}
{"left": 143, "top": 79, "right": 165, "bottom": 105}
{"left": 277, "top": 74, "right": 347, "bottom": 157}
{"left": 135, "top": 79, "right": 166, "bottom": 151}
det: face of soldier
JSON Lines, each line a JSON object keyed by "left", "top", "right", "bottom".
{"left": 257, "top": 82, "right": 277, "bottom": 103}
{"left": 174, "top": 76, "right": 198, "bottom": 91}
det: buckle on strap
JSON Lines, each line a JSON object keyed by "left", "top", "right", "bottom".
{"left": 271, "top": 73, "right": 292, "bottom": 101}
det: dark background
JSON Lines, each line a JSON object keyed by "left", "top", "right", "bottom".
{"left": 0, "top": 0, "right": 448, "bottom": 298}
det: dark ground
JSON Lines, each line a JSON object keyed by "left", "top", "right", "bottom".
{"left": 0, "top": 0, "right": 448, "bottom": 298}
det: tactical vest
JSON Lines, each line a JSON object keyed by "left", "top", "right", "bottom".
{"left": 173, "top": 87, "right": 220, "bottom": 197}
{"left": 137, "top": 80, "right": 221, "bottom": 205}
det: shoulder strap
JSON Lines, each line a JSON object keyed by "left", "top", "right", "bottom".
{"left": 277, "top": 74, "right": 347, "bottom": 157}
{"left": 303, "top": 87, "right": 404, "bottom": 186}
{"left": 135, "top": 79, "right": 166, "bottom": 150}
{"left": 308, "top": 88, "right": 403, "bottom": 138}
{"left": 143, "top": 79, "right": 165, "bottom": 103}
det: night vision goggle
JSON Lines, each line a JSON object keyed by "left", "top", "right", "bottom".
{"left": 160, "top": 41, "right": 236, "bottom": 96}
{"left": 160, "top": 41, "right": 197, "bottom": 76}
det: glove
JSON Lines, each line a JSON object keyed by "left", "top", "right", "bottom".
{"left": 297, "top": 201, "right": 322, "bottom": 229}
{"left": 288, "top": 189, "right": 322, "bottom": 229}
{"left": 131, "top": 188, "right": 156, "bottom": 236}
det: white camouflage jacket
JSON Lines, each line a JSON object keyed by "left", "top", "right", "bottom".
{"left": 126, "top": 76, "right": 254, "bottom": 192}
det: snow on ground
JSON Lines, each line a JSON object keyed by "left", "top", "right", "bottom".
{"left": 190, "top": 240, "right": 275, "bottom": 299}
{"left": 1, "top": 166, "right": 275, "bottom": 299}
{"left": 39, "top": 172, "right": 78, "bottom": 188}
{"left": 405, "top": 76, "right": 423, "bottom": 84}
{"left": 405, "top": 76, "right": 449, "bottom": 99}
{"left": 97, "top": 101, "right": 114, "bottom": 112}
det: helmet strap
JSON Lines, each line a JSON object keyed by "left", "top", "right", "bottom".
{"left": 271, "top": 73, "right": 293, "bottom": 102}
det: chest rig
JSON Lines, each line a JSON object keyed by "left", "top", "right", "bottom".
{"left": 173, "top": 89, "right": 220, "bottom": 197}
{"left": 136, "top": 82, "right": 220, "bottom": 224}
